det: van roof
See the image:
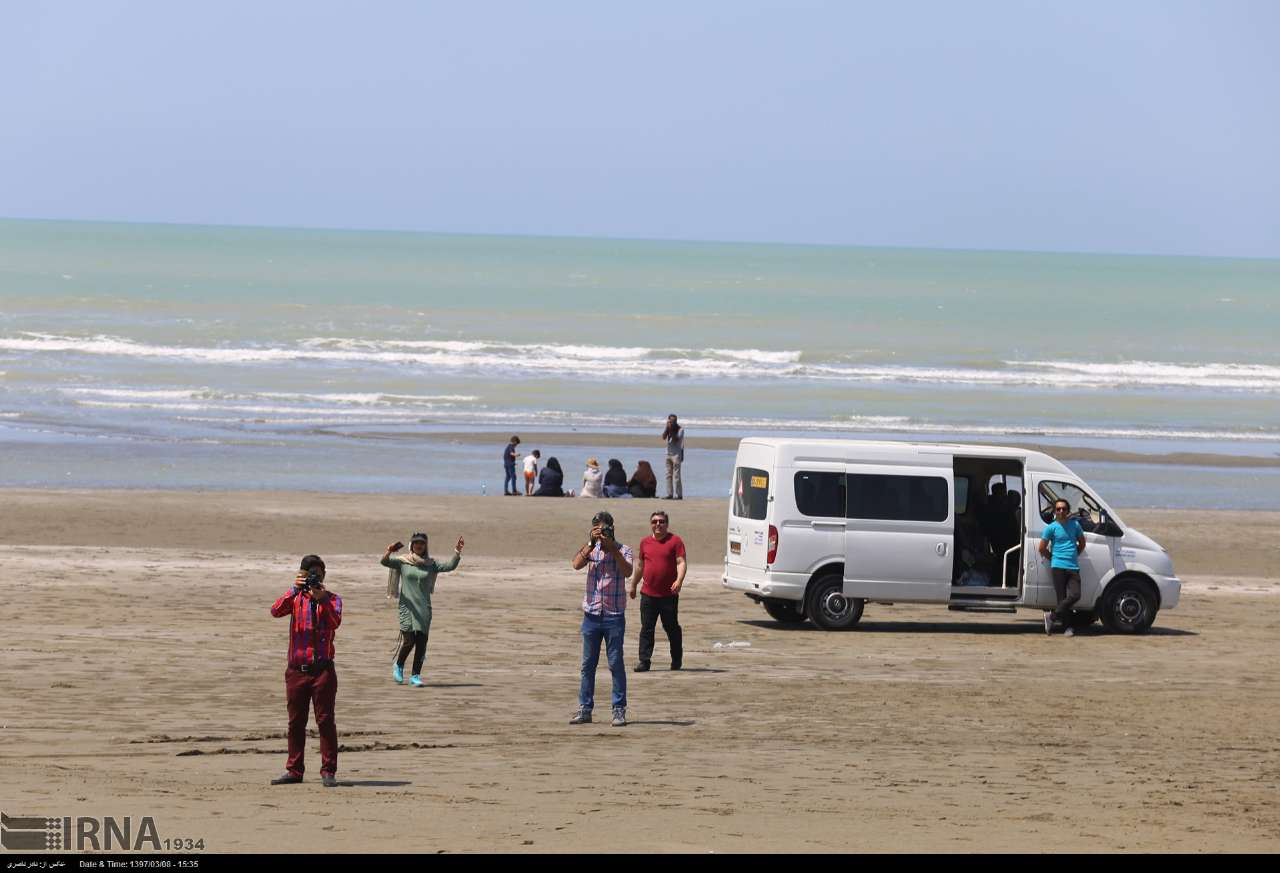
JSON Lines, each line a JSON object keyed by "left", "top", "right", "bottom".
{"left": 737, "top": 437, "right": 1074, "bottom": 475}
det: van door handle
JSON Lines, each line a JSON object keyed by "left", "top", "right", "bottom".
{"left": 936, "top": 543, "right": 948, "bottom": 556}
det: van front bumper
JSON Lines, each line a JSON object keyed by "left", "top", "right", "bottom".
{"left": 722, "top": 568, "right": 808, "bottom": 602}
{"left": 1155, "top": 574, "right": 1181, "bottom": 610}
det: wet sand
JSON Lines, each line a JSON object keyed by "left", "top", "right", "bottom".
{"left": 2, "top": 491, "right": 1278, "bottom": 852}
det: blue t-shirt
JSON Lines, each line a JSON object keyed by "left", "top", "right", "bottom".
{"left": 1041, "top": 518, "right": 1084, "bottom": 570}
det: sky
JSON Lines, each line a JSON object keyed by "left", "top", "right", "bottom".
{"left": 3, "top": 1, "right": 1278, "bottom": 257}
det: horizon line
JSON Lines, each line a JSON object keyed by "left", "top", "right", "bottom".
{"left": 1, "top": 213, "right": 1276, "bottom": 264}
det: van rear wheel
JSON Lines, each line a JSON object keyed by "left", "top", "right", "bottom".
{"left": 761, "top": 599, "right": 807, "bottom": 624}
{"left": 1099, "top": 577, "right": 1158, "bottom": 634}
{"left": 806, "top": 574, "right": 864, "bottom": 630}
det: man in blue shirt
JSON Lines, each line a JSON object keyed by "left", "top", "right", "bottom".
{"left": 1039, "top": 498, "right": 1087, "bottom": 636}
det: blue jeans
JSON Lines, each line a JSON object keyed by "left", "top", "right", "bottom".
{"left": 504, "top": 463, "right": 518, "bottom": 494}
{"left": 579, "top": 612, "right": 626, "bottom": 711}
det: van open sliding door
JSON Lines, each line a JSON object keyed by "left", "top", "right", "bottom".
{"left": 843, "top": 464, "right": 954, "bottom": 602}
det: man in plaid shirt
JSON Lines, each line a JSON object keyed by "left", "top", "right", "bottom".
{"left": 570, "top": 511, "right": 634, "bottom": 727}
{"left": 269, "top": 554, "right": 343, "bottom": 787}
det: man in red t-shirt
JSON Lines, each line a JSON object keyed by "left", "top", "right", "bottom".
{"left": 628, "top": 510, "right": 687, "bottom": 671}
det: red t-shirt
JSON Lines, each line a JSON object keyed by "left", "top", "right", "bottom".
{"left": 639, "top": 533, "right": 686, "bottom": 597}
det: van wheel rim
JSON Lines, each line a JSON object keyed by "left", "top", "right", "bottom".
{"left": 1115, "top": 593, "right": 1144, "bottom": 624}
{"left": 821, "top": 591, "right": 850, "bottom": 620}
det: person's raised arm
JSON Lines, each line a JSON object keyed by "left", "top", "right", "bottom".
{"left": 270, "top": 580, "right": 302, "bottom": 617}
{"left": 380, "top": 541, "right": 404, "bottom": 568}
{"left": 601, "top": 534, "right": 632, "bottom": 579}
{"left": 572, "top": 526, "right": 598, "bottom": 570}
{"left": 436, "top": 537, "right": 464, "bottom": 573}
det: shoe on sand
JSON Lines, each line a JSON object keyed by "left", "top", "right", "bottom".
{"left": 270, "top": 773, "right": 302, "bottom": 785}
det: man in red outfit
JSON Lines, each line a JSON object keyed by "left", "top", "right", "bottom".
{"left": 629, "top": 510, "right": 687, "bottom": 671}
{"left": 269, "top": 554, "right": 343, "bottom": 787}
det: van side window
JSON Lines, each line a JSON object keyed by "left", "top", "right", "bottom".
{"left": 794, "top": 471, "right": 845, "bottom": 518}
{"left": 733, "top": 467, "right": 769, "bottom": 520}
{"left": 1037, "top": 480, "right": 1101, "bottom": 531}
{"left": 847, "top": 474, "right": 949, "bottom": 522}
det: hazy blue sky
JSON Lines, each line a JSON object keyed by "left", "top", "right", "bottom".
{"left": 3, "top": 1, "right": 1277, "bottom": 257}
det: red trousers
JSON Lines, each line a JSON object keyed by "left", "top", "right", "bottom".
{"left": 284, "top": 664, "right": 338, "bottom": 777}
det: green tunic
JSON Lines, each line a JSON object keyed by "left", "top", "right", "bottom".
{"left": 382, "top": 553, "right": 460, "bottom": 633}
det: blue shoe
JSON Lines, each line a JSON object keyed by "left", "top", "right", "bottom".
{"left": 392, "top": 663, "right": 404, "bottom": 684}
{"left": 410, "top": 674, "right": 425, "bottom": 687}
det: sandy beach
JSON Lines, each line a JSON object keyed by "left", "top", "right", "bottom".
{"left": 3, "top": 490, "right": 1279, "bottom": 853}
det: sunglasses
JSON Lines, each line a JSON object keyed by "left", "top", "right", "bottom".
{"left": 650, "top": 519, "right": 668, "bottom": 525}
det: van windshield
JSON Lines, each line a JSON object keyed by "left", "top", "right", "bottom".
{"left": 733, "top": 467, "right": 769, "bottom": 520}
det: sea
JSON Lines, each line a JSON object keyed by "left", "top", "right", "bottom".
{"left": 2, "top": 219, "right": 1278, "bottom": 508}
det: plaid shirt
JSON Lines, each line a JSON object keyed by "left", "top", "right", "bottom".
{"left": 271, "top": 586, "right": 343, "bottom": 666}
{"left": 582, "top": 542, "right": 634, "bottom": 617}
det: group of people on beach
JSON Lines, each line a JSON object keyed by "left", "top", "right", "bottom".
{"left": 501, "top": 414, "right": 687, "bottom": 500}
{"left": 269, "top": 506, "right": 687, "bottom": 785}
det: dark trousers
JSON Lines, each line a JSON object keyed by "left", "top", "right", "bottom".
{"left": 285, "top": 664, "right": 337, "bottom": 777}
{"left": 638, "top": 593, "right": 682, "bottom": 667}
{"left": 1052, "top": 568, "right": 1082, "bottom": 621}
{"left": 396, "top": 630, "right": 429, "bottom": 675}
{"left": 504, "top": 463, "right": 518, "bottom": 494}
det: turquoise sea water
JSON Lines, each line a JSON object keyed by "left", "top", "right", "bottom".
{"left": 1, "top": 219, "right": 1277, "bottom": 506}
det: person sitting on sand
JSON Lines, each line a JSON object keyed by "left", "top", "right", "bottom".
{"left": 628, "top": 460, "right": 658, "bottom": 498}
{"left": 382, "top": 532, "right": 464, "bottom": 686}
{"left": 603, "top": 459, "right": 630, "bottom": 498}
{"left": 534, "top": 457, "right": 567, "bottom": 496}
{"left": 580, "top": 458, "right": 604, "bottom": 498}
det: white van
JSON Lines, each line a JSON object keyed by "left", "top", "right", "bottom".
{"left": 722, "top": 438, "right": 1180, "bottom": 633}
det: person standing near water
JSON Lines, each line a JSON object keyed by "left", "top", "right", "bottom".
{"left": 503, "top": 435, "right": 521, "bottom": 496}
{"left": 663, "top": 414, "right": 685, "bottom": 500}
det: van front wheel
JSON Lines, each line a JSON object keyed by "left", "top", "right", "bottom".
{"left": 761, "top": 599, "right": 808, "bottom": 624}
{"left": 1099, "top": 577, "right": 1158, "bottom": 634}
{"left": 806, "top": 575, "right": 864, "bottom": 630}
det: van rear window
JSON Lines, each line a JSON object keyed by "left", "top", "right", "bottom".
{"left": 847, "top": 474, "right": 949, "bottom": 522}
{"left": 733, "top": 467, "right": 769, "bottom": 520}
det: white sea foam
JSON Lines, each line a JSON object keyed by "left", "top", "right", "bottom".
{"left": 72, "top": 400, "right": 442, "bottom": 418}
{"left": 5, "top": 333, "right": 1280, "bottom": 392}
{"left": 59, "top": 387, "right": 477, "bottom": 404}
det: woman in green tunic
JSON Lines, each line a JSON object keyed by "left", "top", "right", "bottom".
{"left": 383, "top": 531, "right": 464, "bottom": 687}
